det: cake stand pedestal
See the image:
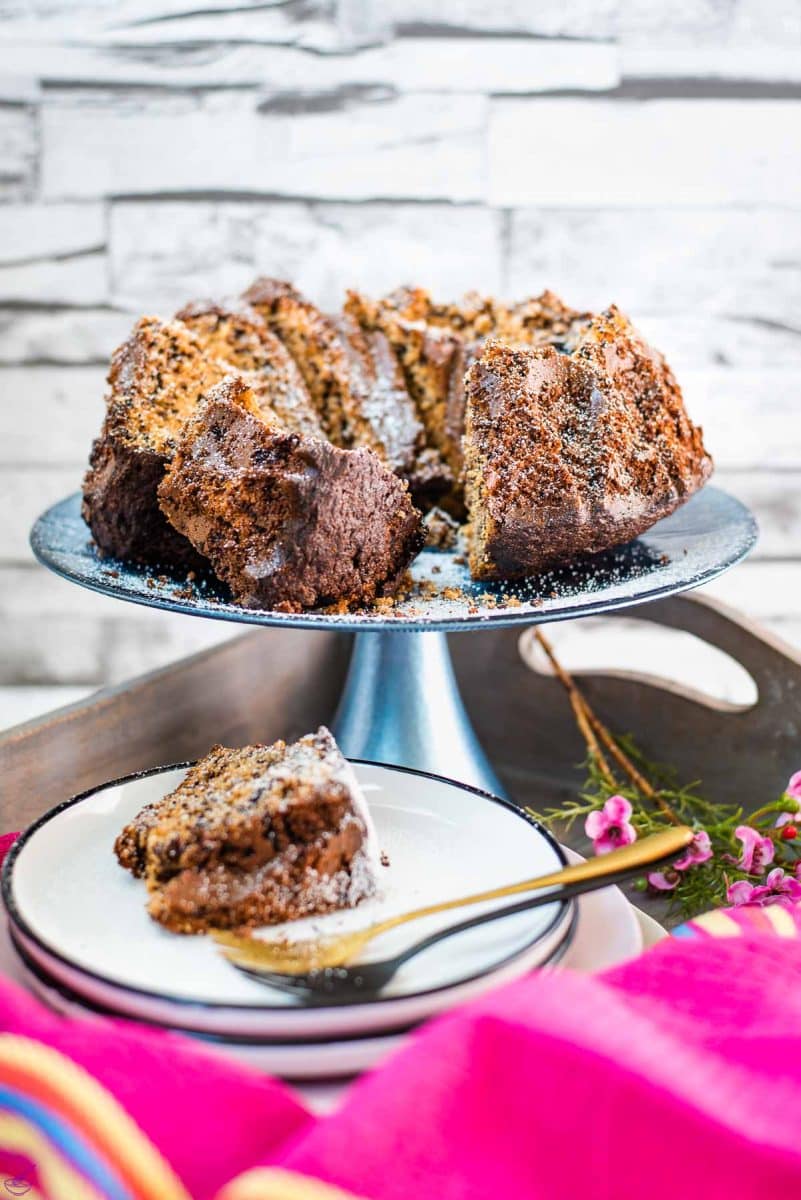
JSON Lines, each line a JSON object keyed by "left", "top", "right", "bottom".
{"left": 30, "top": 486, "right": 758, "bottom": 800}
{"left": 332, "top": 630, "right": 506, "bottom": 796}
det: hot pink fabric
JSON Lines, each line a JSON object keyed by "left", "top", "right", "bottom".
{"left": 3, "top": 827, "right": 801, "bottom": 1199}
{"left": 278, "top": 935, "right": 801, "bottom": 1199}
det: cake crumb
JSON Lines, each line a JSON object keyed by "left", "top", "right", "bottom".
{"left": 423, "top": 506, "right": 460, "bottom": 551}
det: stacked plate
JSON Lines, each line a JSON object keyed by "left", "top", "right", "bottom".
{"left": 2, "top": 762, "right": 646, "bottom": 1080}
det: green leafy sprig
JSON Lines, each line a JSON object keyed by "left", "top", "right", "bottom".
{"left": 527, "top": 632, "right": 801, "bottom": 920}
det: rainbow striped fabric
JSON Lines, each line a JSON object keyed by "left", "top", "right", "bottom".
{"left": 0, "top": 1035, "right": 189, "bottom": 1200}
{"left": 672, "top": 903, "right": 801, "bottom": 940}
{"left": 0, "top": 1032, "right": 352, "bottom": 1200}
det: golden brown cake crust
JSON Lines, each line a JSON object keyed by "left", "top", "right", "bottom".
{"left": 81, "top": 316, "right": 228, "bottom": 566}
{"left": 82, "top": 280, "right": 715, "bottom": 597}
{"left": 158, "top": 376, "right": 425, "bottom": 612}
{"left": 115, "top": 727, "right": 378, "bottom": 933}
{"left": 463, "top": 309, "right": 713, "bottom": 580}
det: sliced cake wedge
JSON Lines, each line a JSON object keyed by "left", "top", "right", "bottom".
{"left": 115, "top": 727, "right": 379, "bottom": 933}
{"left": 242, "top": 278, "right": 450, "bottom": 504}
{"left": 463, "top": 308, "right": 713, "bottom": 581}
{"left": 157, "top": 375, "right": 424, "bottom": 612}
{"left": 82, "top": 316, "right": 229, "bottom": 567}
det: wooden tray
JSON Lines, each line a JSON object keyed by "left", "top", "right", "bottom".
{"left": 2, "top": 592, "right": 800, "bottom": 925}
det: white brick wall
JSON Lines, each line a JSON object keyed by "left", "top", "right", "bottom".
{"left": 2, "top": 0, "right": 800, "bottom": 689}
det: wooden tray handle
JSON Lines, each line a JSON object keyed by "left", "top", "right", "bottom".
{"left": 450, "top": 593, "right": 801, "bottom": 812}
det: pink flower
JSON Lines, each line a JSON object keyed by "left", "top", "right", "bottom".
{"left": 585, "top": 795, "right": 637, "bottom": 855}
{"left": 734, "top": 825, "right": 775, "bottom": 874}
{"left": 786, "top": 771, "right": 801, "bottom": 803}
{"left": 673, "top": 830, "right": 713, "bottom": 870}
{"left": 647, "top": 829, "right": 713, "bottom": 892}
{"left": 727, "top": 868, "right": 801, "bottom": 909}
{"left": 647, "top": 868, "right": 680, "bottom": 892}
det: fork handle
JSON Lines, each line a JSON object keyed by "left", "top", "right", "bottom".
{"left": 370, "top": 824, "right": 693, "bottom": 941}
{"left": 391, "top": 852, "right": 665, "bottom": 970}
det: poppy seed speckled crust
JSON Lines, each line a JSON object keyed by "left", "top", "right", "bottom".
{"left": 81, "top": 316, "right": 229, "bottom": 568}
{"left": 462, "top": 307, "right": 713, "bottom": 581}
{"left": 114, "top": 727, "right": 380, "bottom": 934}
{"left": 158, "top": 375, "right": 425, "bottom": 613}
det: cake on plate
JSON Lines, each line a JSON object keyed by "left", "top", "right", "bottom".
{"left": 115, "top": 726, "right": 379, "bottom": 933}
{"left": 157, "top": 375, "right": 424, "bottom": 612}
{"left": 462, "top": 308, "right": 713, "bottom": 580}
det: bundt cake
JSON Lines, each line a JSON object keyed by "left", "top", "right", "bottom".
{"left": 462, "top": 307, "right": 713, "bottom": 580}
{"left": 81, "top": 278, "right": 714, "bottom": 611}
{"left": 157, "top": 375, "right": 424, "bottom": 612}
{"left": 115, "top": 726, "right": 379, "bottom": 933}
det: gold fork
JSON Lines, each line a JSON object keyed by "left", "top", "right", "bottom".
{"left": 212, "top": 825, "right": 693, "bottom": 989}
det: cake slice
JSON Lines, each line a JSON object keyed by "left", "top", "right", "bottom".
{"left": 175, "top": 299, "right": 324, "bottom": 439}
{"left": 463, "top": 308, "right": 713, "bottom": 580}
{"left": 243, "top": 278, "right": 450, "bottom": 504}
{"left": 346, "top": 289, "right": 466, "bottom": 485}
{"left": 82, "top": 316, "right": 229, "bottom": 567}
{"left": 349, "top": 287, "right": 592, "bottom": 488}
{"left": 158, "top": 375, "right": 424, "bottom": 612}
{"left": 114, "top": 727, "right": 379, "bottom": 933}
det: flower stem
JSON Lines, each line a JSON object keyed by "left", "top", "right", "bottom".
{"left": 533, "top": 630, "right": 616, "bottom": 788}
{"left": 533, "top": 630, "right": 683, "bottom": 826}
{"left": 749, "top": 800, "right": 790, "bottom": 823}
{"left": 570, "top": 692, "right": 617, "bottom": 789}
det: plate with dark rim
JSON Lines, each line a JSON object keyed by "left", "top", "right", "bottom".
{"left": 30, "top": 486, "right": 757, "bottom": 633}
{"left": 11, "top": 857, "right": 646, "bottom": 1082}
{"left": 3, "top": 761, "right": 574, "bottom": 1039}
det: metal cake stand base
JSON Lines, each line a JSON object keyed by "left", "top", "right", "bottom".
{"left": 332, "top": 630, "right": 507, "bottom": 797}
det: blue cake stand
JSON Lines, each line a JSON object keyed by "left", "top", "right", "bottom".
{"left": 31, "top": 487, "right": 757, "bottom": 799}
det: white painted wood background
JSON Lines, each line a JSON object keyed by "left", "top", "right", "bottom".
{"left": 1, "top": 0, "right": 800, "bottom": 721}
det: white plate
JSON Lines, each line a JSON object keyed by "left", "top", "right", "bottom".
{"left": 4, "top": 762, "right": 574, "bottom": 1040}
{"left": 634, "top": 906, "right": 669, "bottom": 949}
{"left": 15, "top": 873, "right": 648, "bottom": 1083}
